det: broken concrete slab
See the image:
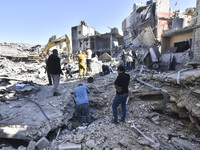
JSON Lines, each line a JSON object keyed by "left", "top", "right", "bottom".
{"left": 131, "top": 27, "right": 156, "bottom": 48}
{"left": 149, "top": 46, "right": 161, "bottom": 62}
{"left": 26, "top": 140, "right": 36, "bottom": 150}
{"left": 36, "top": 137, "right": 49, "bottom": 150}
{"left": 98, "top": 53, "right": 112, "bottom": 62}
{"left": 58, "top": 143, "right": 81, "bottom": 150}
{"left": 0, "top": 84, "right": 74, "bottom": 141}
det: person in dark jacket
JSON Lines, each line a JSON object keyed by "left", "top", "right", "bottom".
{"left": 111, "top": 65, "right": 130, "bottom": 124}
{"left": 102, "top": 64, "right": 113, "bottom": 75}
{"left": 44, "top": 54, "right": 52, "bottom": 85}
{"left": 46, "top": 49, "right": 63, "bottom": 96}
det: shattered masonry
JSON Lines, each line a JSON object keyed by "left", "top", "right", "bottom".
{"left": 0, "top": 0, "right": 200, "bottom": 149}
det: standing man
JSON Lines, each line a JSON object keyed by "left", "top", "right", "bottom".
{"left": 45, "top": 54, "right": 52, "bottom": 85}
{"left": 74, "top": 50, "right": 87, "bottom": 77}
{"left": 131, "top": 49, "right": 137, "bottom": 70}
{"left": 126, "top": 49, "right": 133, "bottom": 71}
{"left": 111, "top": 65, "right": 130, "bottom": 124}
{"left": 86, "top": 47, "right": 92, "bottom": 72}
{"left": 74, "top": 84, "right": 91, "bottom": 123}
{"left": 46, "top": 49, "right": 63, "bottom": 96}
{"left": 121, "top": 49, "right": 126, "bottom": 68}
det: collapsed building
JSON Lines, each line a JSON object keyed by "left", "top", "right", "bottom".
{"left": 122, "top": 0, "right": 197, "bottom": 71}
{"left": 0, "top": 0, "right": 200, "bottom": 150}
{"left": 71, "top": 20, "right": 124, "bottom": 57}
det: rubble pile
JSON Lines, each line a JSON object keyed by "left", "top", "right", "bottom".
{"left": 1, "top": 45, "right": 200, "bottom": 150}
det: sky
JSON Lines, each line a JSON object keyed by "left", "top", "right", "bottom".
{"left": 0, "top": 0, "right": 197, "bottom": 45}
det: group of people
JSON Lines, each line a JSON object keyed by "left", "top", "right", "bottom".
{"left": 73, "top": 65, "right": 130, "bottom": 124}
{"left": 45, "top": 48, "right": 130, "bottom": 124}
{"left": 121, "top": 48, "right": 137, "bottom": 71}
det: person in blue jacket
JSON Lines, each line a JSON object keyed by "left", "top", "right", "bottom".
{"left": 74, "top": 84, "right": 91, "bottom": 123}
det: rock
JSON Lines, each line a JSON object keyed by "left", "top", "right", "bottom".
{"left": 32, "top": 117, "right": 37, "bottom": 121}
{"left": 27, "top": 140, "right": 36, "bottom": 150}
{"left": 104, "top": 95, "right": 108, "bottom": 99}
{"left": 74, "top": 134, "right": 84, "bottom": 144}
{"left": 17, "top": 146, "right": 26, "bottom": 150}
{"left": 58, "top": 143, "right": 81, "bottom": 150}
{"left": 36, "top": 137, "right": 49, "bottom": 150}
{"left": 0, "top": 97, "right": 7, "bottom": 102}
{"left": 137, "top": 137, "right": 150, "bottom": 146}
{"left": 119, "top": 136, "right": 130, "bottom": 147}
{"left": 85, "top": 140, "right": 96, "bottom": 148}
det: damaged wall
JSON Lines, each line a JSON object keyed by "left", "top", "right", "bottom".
{"left": 71, "top": 21, "right": 96, "bottom": 53}
{"left": 192, "top": 0, "right": 200, "bottom": 60}
{"left": 71, "top": 21, "right": 123, "bottom": 55}
{"left": 122, "top": 0, "right": 171, "bottom": 48}
{"left": 162, "top": 31, "right": 193, "bottom": 54}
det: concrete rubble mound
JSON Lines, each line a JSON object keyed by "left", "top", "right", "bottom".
{"left": 0, "top": 44, "right": 200, "bottom": 150}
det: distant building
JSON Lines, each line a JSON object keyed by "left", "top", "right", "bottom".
{"left": 71, "top": 21, "right": 123, "bottom": 56}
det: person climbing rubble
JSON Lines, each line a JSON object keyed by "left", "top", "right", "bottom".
{"left": 111, "top": 65, "right": 130, "bottom": 124}
{"left": 101, "top": 64, "right": 113, "bottom": 75}
{"left": 74, "top": 84, "right": 91, "bottom": 123}
{"left": 63, "top": 63, "right": 73, "bottom": 79}
{"left": 86, "top": 47, "right": 92, "bottom": 72}
{"left": 74, "top": 50, "right": 87, "bottom": 77}
{"left": 46, "top": 49, "right": 63, "bottom": 96}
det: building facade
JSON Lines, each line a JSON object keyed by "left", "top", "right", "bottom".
{"left": 122, "top": 0, "right": 171, "bottom": 48}
{"left": 71, "top": 21, "right": 123, "bottom": 56}
{"left": 192, "top": 0, "right": 200, "bottom": 60}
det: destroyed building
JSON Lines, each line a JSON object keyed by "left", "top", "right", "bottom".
{"left": 122, "top": 0, "right": 172, "bottom": 47}
{"left": 122, "top": 0, "right": 197, "bottom": 71}
{"left": 71, "top": 20, "right": 123, "bottom": 56}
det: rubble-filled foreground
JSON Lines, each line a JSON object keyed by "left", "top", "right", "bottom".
{"left": 0, "top": 57, "right": 200, "bottom": 149}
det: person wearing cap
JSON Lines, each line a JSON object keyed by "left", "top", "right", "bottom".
{"left": 74, "top": 50, "right": 87, "bottom": 77}
{"left": 74, "top": 84, "right": 91, "bottom": 123}
{"left": 86, "top": 47, "right": 92, "bottom": 72}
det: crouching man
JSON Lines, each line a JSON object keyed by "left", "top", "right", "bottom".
{"left": 74, "top": 84, "right": 91, "bottom": 123}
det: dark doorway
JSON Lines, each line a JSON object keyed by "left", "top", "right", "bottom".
{"left": 174, "top": 40, "right": 192, "bottom": 53}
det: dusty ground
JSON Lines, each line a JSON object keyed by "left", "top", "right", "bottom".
{"left": 0, "top": 44, "right": 200, "bottom": 150}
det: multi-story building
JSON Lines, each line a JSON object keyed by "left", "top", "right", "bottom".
{"left": 71, "top": 21, "right": 123, "bottom": 56}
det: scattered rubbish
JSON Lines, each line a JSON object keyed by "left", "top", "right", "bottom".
{"left": 131, "top": 124, "right": 156, "bottom": 144}
{"left": 15, "top": 83, "right": 25, "bottom": 89}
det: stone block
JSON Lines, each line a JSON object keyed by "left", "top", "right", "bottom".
{"left": 58, "top": 143, "right": 81, "bottom": 150}
{"left": 36, "top": 137, "right": 49, "bottom": 150}
{"left": 27, "top": 140, "right": 36, "bottom": 150}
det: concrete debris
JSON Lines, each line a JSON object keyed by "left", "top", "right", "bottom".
{"left": 131, "top": 27, "right": 156, "bottom": 48}
{"left": 36, "top": 137, "right": 49, "bottom": 150}
{"left": 98, "top": 53, "right": 113, "bottom": 62}
{"left": 1, "top": 42, "right": 200, "bottom": 150}
{"left": 26, "top": 140, "right": 36, "bottom": 150}
{"left": 58, "top": 143, "right": 81, "bottom": 150}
